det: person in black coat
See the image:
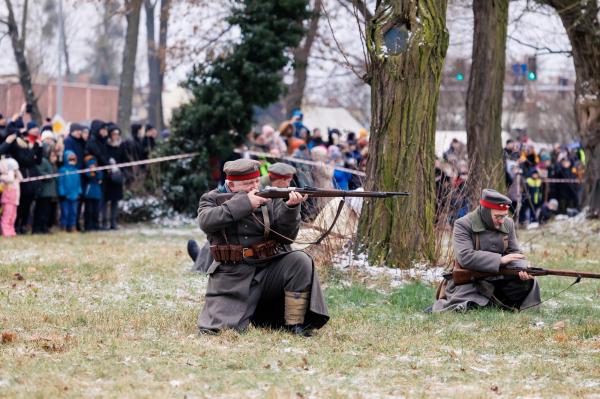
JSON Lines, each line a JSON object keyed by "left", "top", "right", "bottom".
{"left": 554, "top": 158, "right": 580, "bottom": 214}
{"left": 8, "top": 121, "right": 44, "bottom": 234}
{"left": 102, "top": 125, "right": 129, "bottom": 230}
{"left": 85, "top": 120, "right": 110, "bottom": 166}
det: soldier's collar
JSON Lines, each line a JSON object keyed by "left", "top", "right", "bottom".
{"left": 470, "top": 210, "right": 508, "bottom": 234}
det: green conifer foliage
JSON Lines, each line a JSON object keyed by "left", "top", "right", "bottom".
{"left": 159, "top": 0, "right": 309, "bottom": 214}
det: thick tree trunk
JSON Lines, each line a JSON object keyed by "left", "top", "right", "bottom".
{"left": 284, "top": 0, "right": 322, "bottom": 116}
{"left": 145, "top": 0, "right": 169, "bottom": 130}
{"left": 465, "top": 0, "right": 508, "bottom": 206}
{"left": 542, "top": 0, "right": 600, "bottom": 213}
{"left": 358, "top": 1, "right": 449, "bottom": 267}
{"left": 4, "top": 0, "right": 42, "bottom": 123}
{"left": 118, "top": 0, "right": 144, "bottom": 135}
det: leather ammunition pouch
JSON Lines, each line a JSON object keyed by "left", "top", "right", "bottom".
{"left": 209, "top": 240, "right": 278, "bottom": 263}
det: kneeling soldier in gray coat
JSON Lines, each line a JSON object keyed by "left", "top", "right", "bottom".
{"left": 433, "top": 189, "right": 541, "bottom": 312}
{"left": 196, "top": 159, "right": 329, "bottom": 336}
{"left": 188, "top": 162, "right": 297, "bottom": 273}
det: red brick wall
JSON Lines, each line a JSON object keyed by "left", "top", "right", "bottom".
{"left": 0, "top": 81, "right": 118, "bottom": 123}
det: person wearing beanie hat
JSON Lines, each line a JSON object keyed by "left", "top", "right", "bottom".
{"left": 83, "top": 154, "right": 103, "bottom": 231}
{"left": 431, "top": 188, "right": 541, "bottom": 312}
{"left": 57, "top": 150, "right": 82, "bottom": 232}
{"left": 188, "top": 158, "right": 329, "bottom": 336}
{"left": 259, "top": 162, "right": 297, "bottom": 189}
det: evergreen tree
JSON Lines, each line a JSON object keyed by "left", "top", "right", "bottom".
{"left": 160, "top": 0, "right": 310, "bottom": 214}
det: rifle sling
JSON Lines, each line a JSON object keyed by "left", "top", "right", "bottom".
{"left": 252, "top": 198, "right": 346, "bottom": 245}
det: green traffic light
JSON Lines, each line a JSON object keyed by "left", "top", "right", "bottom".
{"left": 456, "top": 73, "right": 464, "bottom": 81}
{"left": 527, "top": 71, "right": 537, "bottom": 81}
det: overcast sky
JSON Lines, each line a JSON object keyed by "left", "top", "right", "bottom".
{"left": 0, "top": 0, "right": 576, "bottom": 94}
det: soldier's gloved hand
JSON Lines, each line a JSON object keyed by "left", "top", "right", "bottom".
{"left": 500, "top": 253, "right": 525, "bottom": 265}
{"left": 248, "top": 189, "right": 270, "bottom": 209}
{"left": 286, "top": 191, "right": 308, "bottom": 206}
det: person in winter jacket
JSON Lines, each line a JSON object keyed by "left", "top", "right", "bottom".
{"left": 85, "top": 120, "right": 109, "bottom": 166}
{"left": 522, "top": 169, "right": 544, "bottom": 223}
{"left": 64, "top": 123, "right": 88, "bottom": 230}
{"left": 14, "top": 121, "right": 43, "bottom": 234}
{"left": 32, "top": 148, "right": 58, "bottom": 233}
{"left": 58, "top": 150, "right": 82, "bottom": 231}
{"left": 0, "top": 158, "right": 23, "bottom": 236}
{"left": 83, "top": 155, "right": 103, "bottom": 231}
{"left": 103, "top": 125, "right": 129, "bottom": 230}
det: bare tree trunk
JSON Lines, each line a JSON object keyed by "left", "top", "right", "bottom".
{"left": 118, "top": 0, "right": 144, "bottom": 135}
{"left": 358, "top": 0, "right": 449, "bottom": 267}
{"left": 541, "top": 0, "right": 600, "bottom": 214}
{"left": 145, "top": 0, "right": 169, "bottom": 130}
{"left": 284, "top": 0, "right": 322, "bottom": 117}
{"left": 4, "top": 0, "right": 42, "bottom": 123}
{"left": 157, "top": 0, "right": 170, "bottom": 129}
{"left": 465, "top": 0, "right": 509, "bottom": 206}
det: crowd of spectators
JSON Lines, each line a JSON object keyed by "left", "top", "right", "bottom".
{"left": 435, "top": 134, "right": 585, "bottom": 228}
{"left": 0, "top": 104, "right": 160, "bottom": 236}
{"left": 224, "top": 109, "right": 369, "bottom": 193}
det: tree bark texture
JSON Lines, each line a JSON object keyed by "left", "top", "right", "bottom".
{"left": 118, "top": 0, "right": 144, "bottom": 135}
{"left": 465, "top": 0, "right": 509, "bottom": 206}
{"left": 145, "top": 0, "right": 169, "bottom": 130}
{"left": 4, "top": 0, "right": 42, "bottom": 123}
{"left": 358, "top": 0, "right": 449, "bottom": 267}
{"left": 284, "top": 0, "right": 322, "bottom": 117}
{"left": 542, "top": 0, "right": 600, "bottom": 212}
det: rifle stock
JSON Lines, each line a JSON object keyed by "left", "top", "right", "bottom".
{"left": 452, "top": 266, "right": 600, "bottom": 285}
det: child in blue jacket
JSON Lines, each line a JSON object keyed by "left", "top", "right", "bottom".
{"left": 58, "top": 150, "right": 82, "bottom": 231}
{"left": 83, "top": 155, "right": 103, "bottom": 231}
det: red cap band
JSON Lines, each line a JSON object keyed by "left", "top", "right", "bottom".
{"left": 269, "top": 172, "right": 292, "bottom": 180}
{"left": 480, "top": 199, "right": 509, "bottom": 210}
{"left": 227, "top": 170, "right": 260, "bottom": 181}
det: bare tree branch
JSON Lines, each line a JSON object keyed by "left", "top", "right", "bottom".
{"left": 339, "top": 0, "right": 372, "bottom": 21}
{"left": 320, "top": 0, "right": 366, "bottom": 82}
{"left": 21, "top": 0, "right": 28, "bottom": 46}
{"left": 508, "top": 34, "right": 572, "bottom": 55}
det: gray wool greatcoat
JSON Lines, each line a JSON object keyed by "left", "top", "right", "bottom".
{"left": 433, "top": 210, "right": 541, "bottom": 312}
{"left": 196, "top": 189, "right": 329, "bottom": 331}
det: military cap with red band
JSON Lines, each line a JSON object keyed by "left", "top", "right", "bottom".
{"left": 479, "top": 189, "right": 512, "bottom": 210}
{"left": 267, "top": 162, "right": 297, "bottom": 180}
{"left": 223, "top": 159, "right": 261, "bottom": 181}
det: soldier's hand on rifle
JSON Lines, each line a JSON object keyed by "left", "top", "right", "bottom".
{"left": 500, "top": 253, "right": 525, "bottom": 265}
{"left": 286, "top": 191, "right": 308, "bottom": 206}
{"left": 248, "top": 189, "right": 270, "bottom": 209}
{"left": 518, "top": 271, "right": 534, "bottom": 281}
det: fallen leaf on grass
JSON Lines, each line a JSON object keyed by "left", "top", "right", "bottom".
{"left": 553, "top": 321, "right": 566, "bottom": 330}
{"left": 302, "top": 357, "right": 309, "bottom": 370}
{"left": 2, "top": 331, "right": 17, "bottom": 344}
{"left": 14, "top": 272, "right": 25, "bottom": 281}
{"left": 554, "top": 333, "right": 567, "bottom": 343}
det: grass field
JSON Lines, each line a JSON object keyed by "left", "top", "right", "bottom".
{"left": 1, "top": 219, "right": 600, "bottom": 398}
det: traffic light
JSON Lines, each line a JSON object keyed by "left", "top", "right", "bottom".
{"left": 456, "top": 73, "right": 464, "bottom": 81}
{"left": 527, "top": 56, "right": 537, "bottom": 80}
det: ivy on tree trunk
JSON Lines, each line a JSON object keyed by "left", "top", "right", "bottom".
{"left": 358, "top": 1, "right": 449, "bottom": 267}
